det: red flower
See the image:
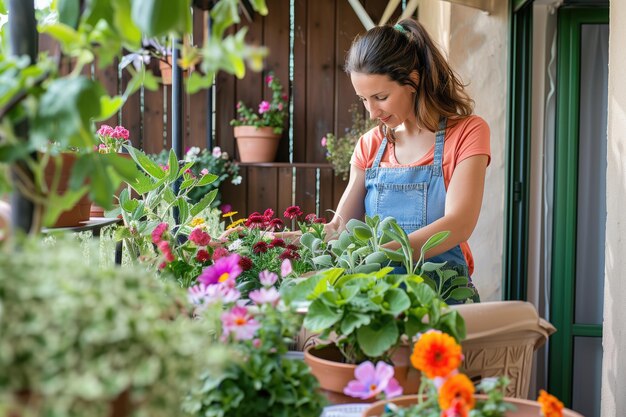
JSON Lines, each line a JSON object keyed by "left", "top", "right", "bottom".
{"left": 286, "top": 244, "right": 298, "bottom": 251}
{"left": 157, "top": 241, "right": 175, "bottom": 263}
{"left": 269, "top": 238, "right": 286, "bottom": 248}
{"left": 196, "top": 249, "right": 210, "bottom": 262}
{"left": 253, "top": 241, "right": 269, "bottom": 254}
{"left": 305, "top": 213, "right": 317, "bottom": 223}
{"left": 151, "top": 222, "right": 169, "bottom": 244}
{"left": 245, "top": 212, "right": 267, "bottom": 228}
{"left": 268, "top": 218, "right": 284, "bottom": 230}
{"left": 189, "top": 228, "right": 211, "bottom": 246}
{"left": 239, "top": 256, "right": 253, "bottom": 271}
{"left": 314, "top": 216, "right": 327, "bottom": 224}
{"left": 283, "top": 205, "right": 303, "bottom": 219}
{"left": 279, "top": 249, "right": 300, "bottom": 261}
{"left": 263, "top": 208, "right": 275, "bottom": 218}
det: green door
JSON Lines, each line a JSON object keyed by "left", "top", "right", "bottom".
{"left": 549, "top": 7, "right": 608, "bottom": 417}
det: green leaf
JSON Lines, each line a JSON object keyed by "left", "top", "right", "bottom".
{"left": 190, "top": 188, "right": 218, "bottom": 216}
{"left": 346, "top": 218, "right": 367, "bottom": 233}
{"left": 353, "top": 264, "right": 380, "bottom": 274}
{"left": 131, "top": 0, "right": 190, "bottom": 37}
{"left": 420, "top": 261, "right": 448, "bottom": 272}
{"left": 58, "top": 0, "right": 80, "bottom": 28}
{"left": 312, "top": 254, "right": 333, "bottom": 268}
{"left": 128, "top": 147, "right": 165, "bottom": 179}
{"left": 112, "top": 0, "right": 142, "bottom": 48}
{"left": 383, "top": 289, "right": 411, "bottom": 315}
{"left": 96, "top": 95, "right": 124, "bottom": 121}
{"left": 167, "top": 150, "right": 179, "bottom": 182}
{"left": 380, "top": 247, "right": 405, "bottom": 262}
{"left": 340, "top": 312, "right": 371, "bottom": 336}
{"left": 43, "top": 186, "right": 89, "bottom": 227}
{"left": 196, "top": 172, "right": 218, "bottom": 186}
{"left": 356, "top": 317, "right": 398, "bottom": 358}
{"left": 450, "top": 276, "right": 469, "bottom": 287}
{"left": 186, "top": 71, "right": 214, "bottom": 94}
{"left": 364, "top": 251, "right": 388, "bottom": 265}
{"left": 177, "top": 198, "right": 190, "bottom": 224}
{"left": 248, "top": 0, "right": 268, "bottom": 15}
{"left": 180, "top": 178, "right": 195, "bottom": 190}
{"left": 420, "top": 231, "right": 450, "bottom": 255}
{"left": 38, "top": 23, "right": 82, "bottom": 50}
{"left": 407, "top": 281, "right": 437, "bottom": 306}
{"left": 448, "top": 287, "right": 476, "bottom": 302}
{"left": 303, "top": 299, "right": 342, "bottom": 332}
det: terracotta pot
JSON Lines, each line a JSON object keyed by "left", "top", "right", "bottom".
{"left": 233, "top": 126, "right": 281, "bottom": 163}
{"left": 158, "top": 56, "right": 190, "bottom": 85}
{"left": 303, "top": 344, "right": 421, "bottom": 404}
{"left": 361, "top": 394, "right": 584, "bottom": 417}
{"left": 90, "top": 153, "right": 133, "bottom": 217}
{"left": 44, "top": 153, "right": 91, "bottom": 228}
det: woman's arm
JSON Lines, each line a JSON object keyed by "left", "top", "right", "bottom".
{"left": 324, "top": 164, "right": 367, "bottom": 239}
{"left": 384, "top": 154, "right": 489, "bottom": 259}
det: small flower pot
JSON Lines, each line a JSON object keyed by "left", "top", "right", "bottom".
{"left": 233, "top": 126, "right": 281, "bottom": 163}
{"left": 90, "top": 153, "right": 134, "bottom": 218}
{"left": 361, "top": 394, "right": 584, "bottom": 417}
{"left": 44, "top": 153, "right": 91, "bottom": 228}
{"left": 303, "top": 344, "right": 420, "bottom": 404}
{"left": 158, "top": 56, "right": 190, "bottom": 85}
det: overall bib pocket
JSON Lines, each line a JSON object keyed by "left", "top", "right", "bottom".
{"left": 375, "top": 182, "right": 427, "bottom": 232}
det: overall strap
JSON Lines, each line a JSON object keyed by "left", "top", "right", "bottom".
{"left": 433, "top": 117, "right": 447, "bottom": 176}
{"left": 372, "top": 137, "right": 388, "bottom": 168}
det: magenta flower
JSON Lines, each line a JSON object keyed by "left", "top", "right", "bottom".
{"left": 265, "top": 74, "right": 274, "bottom": 85}
{"left": 258, "top": 100, "right": 271, "bottom": 114}
{"left": 151, "top": 222, "right": 169, "bottom": 244}
{"left": 249, "top": 287, "right": 280, "bottom": 306}
{"left": 321, "top": 136, "right": 327, "bottom": 147}
{"left": 221, "top": 306, "right": 261, "bottom": 341}
{"left": 189, "top": 228, "right": 211, "bottom": 246}
{"left": 211, "top": 246, "right": 229, "bottom": 261}
{"left": 281, "top": 259, "right": 292, "bottom": 277}
{"left": 343, "top": 361, "right": 403, "bottom": 400}
{"left": 259, "top": 270, "right": 278, "bottom": 287}
{"left": 220, "top": 204, "right": 232, "bottom": 214}
{"left": 198, "top": 253, "right": 242, "bottom": 287}
{"left": 97, "top": 124, "right": 114, "bottom": 136}
{"left": 112, "top": 125, "right": 130, "bottom": 139}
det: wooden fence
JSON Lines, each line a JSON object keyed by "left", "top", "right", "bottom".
{"left": 40, "top": 0, "right": 402, "bottom": 218}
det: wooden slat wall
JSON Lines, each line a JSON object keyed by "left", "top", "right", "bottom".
{"left": 39, "top": 1, "right": 401, "bottom": 219}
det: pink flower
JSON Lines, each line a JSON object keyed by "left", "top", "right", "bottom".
{"left": 112, "top": 126, "right": 130, "bottom": 140}
{"left": 198, "top": 253, "right": 242, "bottom": 287}
{"left": 157, "top": 241, "right": 175, "bottom": 262}
{"left": 200, "top": 168, "right": 209, "bottom": 176}
{"left": 212, "top": 146, "right": 222, "bottom": 158}
{"left": 220, "top": 204, "right": 232, "bottom": 214}
{"left": 305, "top": 213, "right": 317, "bottom": 223}
{"left": 97, "top": 124, "right": 114, "bottom": 136}
{"left": 283, "top": 205, "right": 303, "bottom": 219}
{"left": 259, "top": 270, "right": 278, "bottom": 287}
{"left": 320, "top": 136, "right": 327, "bottom": 147}
{"left": 249, "top": 287, "right": 280, "bottom": 306}
{"left": 221, "top": 306, "right": 261, "bottom": 341}
{"left": 188, "top": 283, "right": 241, "bottom": 307}
{"left": 281, "top": 259, "right": 292, "bottom": 277}
{"left": 151, "top": 222, "right": 169, "bottom": 244}
{"left": 277, "top": 103, "right": 283, "bottom": 111}
{"left": 265, "top": 75, "right": 274, "bottom": 85}
{"left": 189, "top": 228, "right": 211, "bottom": 246}
{"left": 212, "top": 246, "right": 229, "bottom": 261}
{"left": 258, "top": 100, "right": 271, "bottom": 114}
{"left": 343, "top": 361, "right": 403, "bottom": 400}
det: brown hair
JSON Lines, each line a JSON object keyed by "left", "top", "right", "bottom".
{"left": 345, "top": 19, "right": 474, "bottom": 135}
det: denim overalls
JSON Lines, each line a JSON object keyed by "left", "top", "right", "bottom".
{"left": 364, "top": 118, "right": 478, "bottom": 303}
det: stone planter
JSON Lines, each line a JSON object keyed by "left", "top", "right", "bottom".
{"left": 233, "top": 126, "right": 281, "bottom": 163}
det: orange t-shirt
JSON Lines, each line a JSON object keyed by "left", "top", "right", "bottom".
{"left": 350, "top": 115, "right": 491, "bottom": 274}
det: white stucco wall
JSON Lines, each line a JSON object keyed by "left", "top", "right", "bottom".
{"left": 419, "top": 1, "right": 509, "bottom": 301}
{"left": 602, "top": 1, "right": 626, "bottom": 415}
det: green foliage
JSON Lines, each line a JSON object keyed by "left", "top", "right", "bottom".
{"left": 230, "top": 72, "right": 288, "bottom": 134}
{"left": 150, "top": 145, "right": 241, "bottom": 207}
{"left": 283, "top": 266, "right": 466, "bottom": 364}
{"left": 0, "top": 236, "right": 225, "bottom": 416}
{"left": 323, "top": 104, "right": 377, "bottom": 180}
{"left": 1, "top": 0, "right": 269, "bottom": 231}
{"left": 183, "top": 297, "right": 326, "bottom": 417}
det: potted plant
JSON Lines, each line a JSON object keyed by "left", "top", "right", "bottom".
{"left": 359, "top": 330, "right": 582, "bottom": 417}
{"left": 183, "top": 255, "right": 328, "bottom": 417}
{"left": 322, "top": 104, "right": 377, "bottom": 180}
{"left": 230, "top": 72, "right": 288, "bottom": 162}
{"left": 0, "top": 236, "right": 224, "bottom": 416}
{"left": 1, "top": 0, "right": 270, "bottom": 234}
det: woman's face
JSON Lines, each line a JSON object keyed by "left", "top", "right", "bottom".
{"left": 350, "top": 72, "right": 416, "bottom": 129}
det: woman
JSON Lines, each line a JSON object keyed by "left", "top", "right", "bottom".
{"left": 325, "top": 19, "right": 490, "bottom": 301}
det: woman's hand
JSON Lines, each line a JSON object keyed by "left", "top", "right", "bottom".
{"left": 209, "top": 226, "right": 243, "bottom": 248}
{"left": 270, "top": 230, "right": 302, "bottom": 244}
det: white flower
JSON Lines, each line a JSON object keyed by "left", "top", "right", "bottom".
{"left": 184, "top": 146, "right": 200, "bottom": 162}
{"left": 212, "top": 146, "right": 222, "bottom": 158}
{"left": 231, "top": 175, "right": 242, "bottom": 185}
{"left": 228, "top": 239, "right": 243, "bottom": 251}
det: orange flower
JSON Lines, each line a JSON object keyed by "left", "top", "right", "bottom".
{"left": 410, "top": 330, "right": 462, "bottom": 379}
{"left": 438, "top": 373, "right": 475, "bottom": 411}
{"left": 440, "top": 396, "right": 470, "bottom": 417}
{"left": 538, "top": 390, "right": 564, "bottom": 417}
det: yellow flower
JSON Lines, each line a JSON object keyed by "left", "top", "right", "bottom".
{"left": 222, "top": 211, "right": 238, "bottom": 218}
{"left": 226, "top": 218, "right": 246, "bottom": 229}
{"left": 190, "top": 217, "right": 205, "bottom": 227}
{"left": 438, "top": 373, "right": 475, "bottom": 411}
{"left": 538, "top": 390, "right": 563, "bottom": 417}
{"left": 410, "top": 330, "right": 462, "bottom": 379}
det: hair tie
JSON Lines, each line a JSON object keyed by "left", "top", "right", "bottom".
{"left": 393, "top": 23, "right": 407, "bottom": 34}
